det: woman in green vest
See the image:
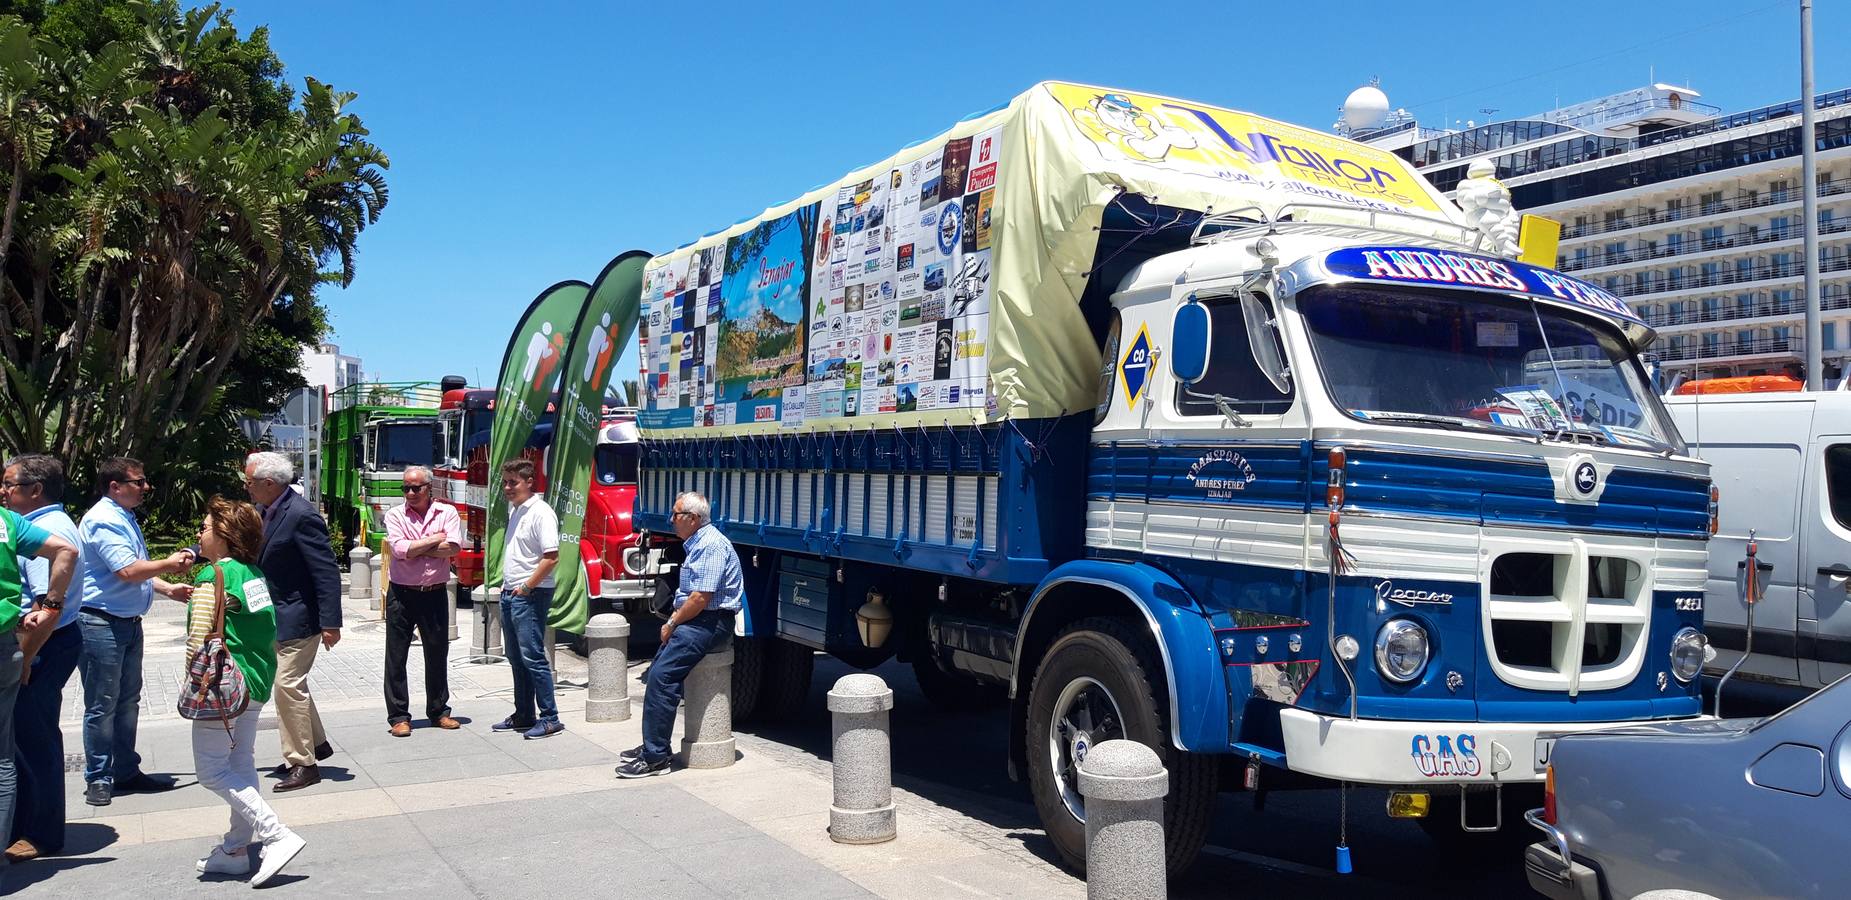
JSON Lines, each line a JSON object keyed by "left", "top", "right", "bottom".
{"left": 185, "top": 497, "right": 306, "bottom": 887}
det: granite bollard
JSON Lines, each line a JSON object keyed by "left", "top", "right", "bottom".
{"left": 827, "top": 673, "right": 896, "bottom": 844}
{"left": 446, "top": 572, "right": 460, "bottom": 642}
{"left": 679, "top": 644, "right": 735, "bottom": 768}
{"left": 1078, "top": 739, "right": 1168, "bottom": 900}
{"left": 347, "top": 545, "right": 373, "bottom": 602}
{"left": 585, "top": 613, "right": 631, "bottom": 722}
{"left": 476, "top": 585, "right": 502, "bottom": 658}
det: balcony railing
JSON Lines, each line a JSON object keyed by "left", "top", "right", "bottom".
{"left": 1560, "top": 178, "right": 1851, "bottom": 240}
{"left": 1639, "top": 290, "right": 1851, "bottom": 328}
{"left": 1560, "top": 215, "right": 1851, "bottom": 272}
{"left": 1606, "top": 253, "right": 1851, "bottom": 299}
{"left": 1648, "top": 336, "right": 1805, "bottom": 363}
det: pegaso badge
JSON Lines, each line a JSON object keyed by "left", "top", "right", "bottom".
{"left": 1375, "top": 580, "right": 1453, "bottom": 611}
{"left": 1572, "top": 460, "right": 1599, "bottom": 497}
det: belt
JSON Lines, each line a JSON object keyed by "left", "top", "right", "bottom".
{"left": 81, "top": 608, "right": 141, "bottom": 622}
{"left": 390, "top": 582, "right": 449, "bottom": 592}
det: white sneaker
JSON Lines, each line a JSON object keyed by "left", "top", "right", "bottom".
{"left": 251, "top": 830, "right": 306, "bottom": 887}
{"left": 197, "top": 846, "right": 252, "bottom": 875}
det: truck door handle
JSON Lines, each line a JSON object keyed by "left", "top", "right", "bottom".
{"left": 1819, "top": 564, "right": 1851, "bottom": 579}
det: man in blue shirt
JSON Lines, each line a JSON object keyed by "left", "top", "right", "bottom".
{"left": 2, "top": 455, "right": 84, "bottom": 861}
{"left": 617, "top": 491, "right": 741, "bottom": 778}
{"left": 76, "top": 457, "right": 195, "bottom": 807}
{"left": 0, "top": 463, "right": 77, "bottom": 878}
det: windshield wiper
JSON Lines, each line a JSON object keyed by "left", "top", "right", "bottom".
{"left": 1359, "top": 412, "right": 1538, "bottom": 440}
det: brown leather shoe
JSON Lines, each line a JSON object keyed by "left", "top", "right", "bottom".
{"left": 435, "top": 715, "right": 461, "bottom": 730}
{"left": 273, "top": 764, "right": 321, "bottom": 793}
{"left": 389, "top": 721, "right": 412, "bottom": 738}
{"left": 4, "top": 838, "right": 39, "bottom": 862}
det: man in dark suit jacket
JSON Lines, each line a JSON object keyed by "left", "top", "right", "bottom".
{"left": 244, "top": 452, "right": 342, "bottom": 792}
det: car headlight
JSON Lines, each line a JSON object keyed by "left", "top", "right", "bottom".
{"left": 1670, "top": 627, "right": 1707, "bottom": 682}
{"left": 1374, "top": 619, "right": 1430, "bottom": 684}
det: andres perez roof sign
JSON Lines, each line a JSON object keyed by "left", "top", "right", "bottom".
{"left": 1323, "top": 246, "right": 1646, "bottom": 329}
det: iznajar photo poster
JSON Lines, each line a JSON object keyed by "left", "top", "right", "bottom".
{"left": 639, "top": 126, "right": 1000, "bottom": 431}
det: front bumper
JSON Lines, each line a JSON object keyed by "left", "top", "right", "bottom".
{"left": 1277, "top": 709, "right": 1701, "bottom": 784}
{"left": 597, "top": 578, "right": 653, "bottom": 601}
{"left": 1524, "top": 809, "right": 1602, "bottom": 900}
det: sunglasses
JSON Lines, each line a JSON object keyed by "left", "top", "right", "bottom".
{"left": 404, "top": 483, "right": 431, "bottom": 493}
{"left": 120, "top": 478, "right": 151, "bottom": 488}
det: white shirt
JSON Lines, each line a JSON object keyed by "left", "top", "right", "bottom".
{"left": 503, "top": 494, "right": 560, "bottom": 590}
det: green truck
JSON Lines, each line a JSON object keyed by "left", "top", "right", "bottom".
{"left": 320, "top": 378, "right": 462, "bottom": 552}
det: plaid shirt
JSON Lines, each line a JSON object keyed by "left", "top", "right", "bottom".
{"left": 674, "top": 523, "right": 741, "bottom": 612}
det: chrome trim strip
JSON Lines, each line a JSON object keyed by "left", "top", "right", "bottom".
{"left": 1011, "top": 574, "right": 1188, "bottom": 752}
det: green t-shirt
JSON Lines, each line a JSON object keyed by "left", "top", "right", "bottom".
{"left": 186, "top": 559, "right": 278, "bottom": 705}
{"left": 0, "top": 508, "right": 51, "bottom": 633}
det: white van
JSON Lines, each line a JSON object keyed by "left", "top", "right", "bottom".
{"left": 1664, "top": 391, "right": 1851, "bottom": 690}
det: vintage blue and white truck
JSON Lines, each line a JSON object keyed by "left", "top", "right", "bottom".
{"left": 630, "top": 82, "right": 1716, "bottom": 873}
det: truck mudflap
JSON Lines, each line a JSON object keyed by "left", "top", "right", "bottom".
{"left": 1277, "top": 709, "right": 1714, "bottom": 783}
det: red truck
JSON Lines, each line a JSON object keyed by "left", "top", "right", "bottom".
{"left": 435, "top": 388, "right": 653, "bottom": 616}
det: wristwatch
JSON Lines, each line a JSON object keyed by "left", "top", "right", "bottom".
{"left": 39, "top": 595, "right": 63, "bottom": 611}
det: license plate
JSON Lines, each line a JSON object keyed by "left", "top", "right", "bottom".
{"left": 1534, "top": 737, "right": 1557, "bottom": 771}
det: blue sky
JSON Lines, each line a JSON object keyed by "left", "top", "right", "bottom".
{"left": 230, "top": 0, "right": 1849, "bottom": 390}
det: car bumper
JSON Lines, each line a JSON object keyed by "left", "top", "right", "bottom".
{"left": 1276, "top": 709, "right": 1686, "bottom": 783}
{"left": 597, "top": 578, "right": 652, "bottom": 601}
{"left": 1524, "top": 810, "right": 1602, "bottom": 900}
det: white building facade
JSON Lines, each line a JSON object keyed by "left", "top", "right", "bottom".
{"left": 1360, "top": 85, "right": 1851, "bottom": 385}
{"left": 300, "top": 342, "right": 365, "bottom": 410}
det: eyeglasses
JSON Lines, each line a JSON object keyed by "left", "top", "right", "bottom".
{"left": 119, "top": 478, "right": 151, "bottom": 488}
{"left": 404, "top": 483, "right": 430, "bottom": 493}
{"left": 1, "top": 480, "right": 32, "bottom": 489}
{"left": 671, "top": 510, "right": 695, "bottom": 519}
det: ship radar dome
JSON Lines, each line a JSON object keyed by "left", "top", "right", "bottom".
{"left": 1341, "top": 84, "right": 1390, "bottom": 131}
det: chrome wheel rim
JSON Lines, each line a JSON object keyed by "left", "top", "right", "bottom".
{"left": 1047, "top": 675, "right": 1124, "bottom": 823}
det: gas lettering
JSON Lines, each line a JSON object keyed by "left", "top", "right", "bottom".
{"left": 1411, "top": 733, "right": 1482, "bottom": 777}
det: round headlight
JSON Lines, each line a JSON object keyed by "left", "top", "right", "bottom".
{"left": 1670, "top": 627, "right": 1707, "bottom": 682}
{"left": 1374, "top": 619, "right": 1430, "bottom": 684}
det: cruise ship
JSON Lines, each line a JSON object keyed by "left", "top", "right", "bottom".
{"left": 1348, "top": 82, "right": 1851, "bottom": 385}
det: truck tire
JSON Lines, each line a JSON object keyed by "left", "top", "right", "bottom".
{"left": 754, "top": 637, "right": 815, "bottom": 720}
{"left": 911, "top": 653, "right": 1006, "bottom": 711}
{"left": 1024, "top": 617, "right": 1215, "bottom": 875}
{"left": 730, "top": 634, "right": 766, "bottom": 722}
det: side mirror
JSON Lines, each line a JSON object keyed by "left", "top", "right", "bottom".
{"left": 1170, "top": 297, "right": 1212, "bottom": 385}
{"left": 1242, "top": 291, "right": 1291, "bottom": 394}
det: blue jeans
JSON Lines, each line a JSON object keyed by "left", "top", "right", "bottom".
{"left": 641, "top": 612, "right": 733, "bottom": 763}
{"left": 0, "top": 629, "right": 24, "bottom": 871}
{"left": 11, "top": 623, "right": 79, "bottom": 852}
{"left": 500, "top": 588, "right": 557, "bottom": 724}
{"left": 78, "top": 611, "right": 145, "bottom": 785}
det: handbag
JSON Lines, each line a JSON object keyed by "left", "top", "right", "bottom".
{"left": 177, "top": 564, "right": 250, "bottom": 742}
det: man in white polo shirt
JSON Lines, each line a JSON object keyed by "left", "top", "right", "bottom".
{"left": 491, "top": 459, "right": 563, "bottom": 740}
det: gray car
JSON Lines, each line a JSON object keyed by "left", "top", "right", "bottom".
{"left": 1525, "top": 674, "right": 1851, "bottom": 899}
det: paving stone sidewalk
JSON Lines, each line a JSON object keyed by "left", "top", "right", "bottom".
{"left": 20, "top": 579, "right": 1084, "bottom": 898}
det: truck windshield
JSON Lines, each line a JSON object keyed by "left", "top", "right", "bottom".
{"left": 595, "top": 442, "right": 639, "bottom": 486}
{"left": 1298, "top": 285, "right": 1682, "bottom": 453}
{"left": 374, "top": 423, "right": 435, "bottom": 470}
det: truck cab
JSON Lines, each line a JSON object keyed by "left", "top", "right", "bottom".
{"left": 359, "top": 414, "right": 443, "bottom": 549}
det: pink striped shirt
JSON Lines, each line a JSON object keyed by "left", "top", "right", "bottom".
{"left": 382, "top": 501, "right": 462, "bottom": 587}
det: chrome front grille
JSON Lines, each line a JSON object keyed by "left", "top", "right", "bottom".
{"left": 1484, "top": 539, "right": 1650, "bottom": 695}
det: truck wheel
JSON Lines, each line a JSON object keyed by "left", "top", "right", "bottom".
{"left": 1024, "top": 618, "right": 1215, "bottom": 875}
{"left": 754, "top": 637, "right": 815, "bottom": 720}
{"left": 911, "top": 653, "right": 1005, "bottom": 711}
{"left": 730, "top": 635, "right": 766, "bottom": 722}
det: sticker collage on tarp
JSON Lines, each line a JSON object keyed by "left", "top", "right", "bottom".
{"left": 639, "top": 127, "right": 1001, "bottom": 431}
